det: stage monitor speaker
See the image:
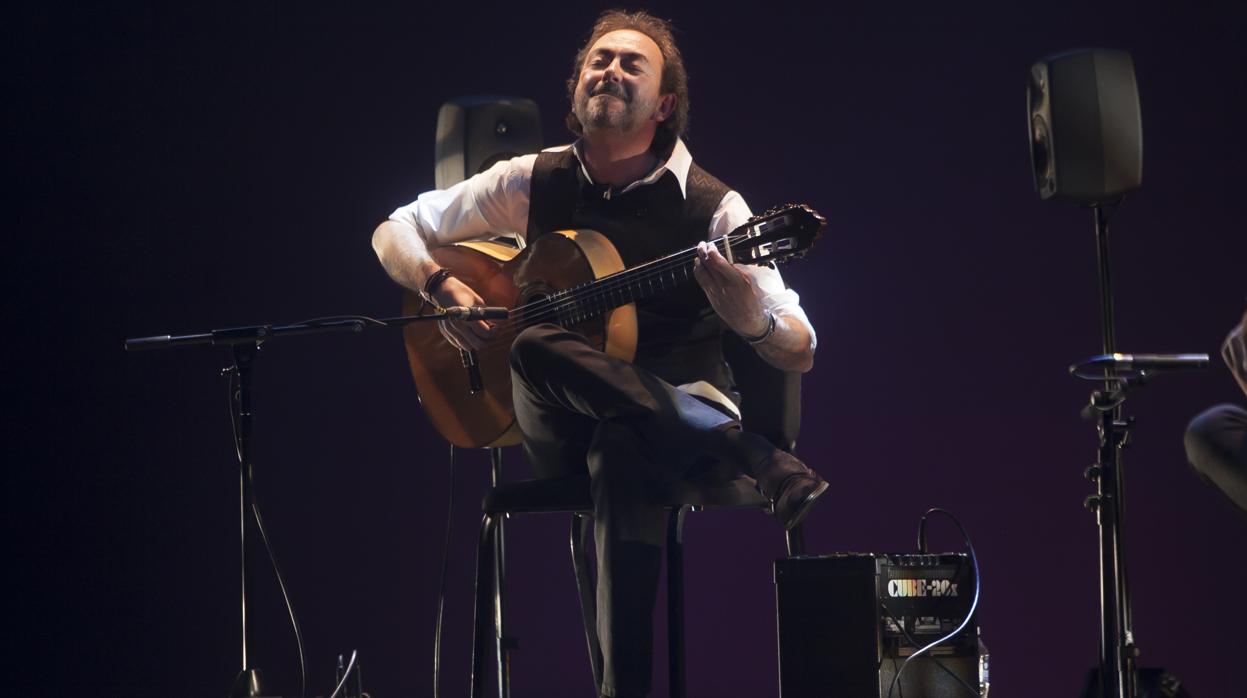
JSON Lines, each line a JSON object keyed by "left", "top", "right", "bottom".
{"left": 1028, "top": 48, "right": 1142, "bottom": 203}
{"left": 435, "top": 95, "right": 542, "bottom": 190}
{"left": 775, "top": 553, "right": 982, "bottom": 698}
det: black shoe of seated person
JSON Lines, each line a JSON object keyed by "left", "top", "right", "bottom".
{"left": 753, "top": 451, "right": 828, "bottom": 530}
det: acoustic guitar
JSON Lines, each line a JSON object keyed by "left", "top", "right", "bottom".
{"left": 401, "top": 204, "right": 826, "bottom": 448}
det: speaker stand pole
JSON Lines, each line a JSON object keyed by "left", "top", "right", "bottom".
{"left": 1088, "top": 204, "right": 1137, "bottom": 698}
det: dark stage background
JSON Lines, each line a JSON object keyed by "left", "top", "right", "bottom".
{"left": 8, "top": 2, "right": 1245, "bottom": 696}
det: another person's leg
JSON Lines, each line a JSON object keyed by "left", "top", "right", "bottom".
{"left": 1184, "top": 404, "right": 1247, "bottom": 515}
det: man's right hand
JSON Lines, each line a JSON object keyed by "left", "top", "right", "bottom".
{"left": 431, "top": 275, "right": 497, "bottom": 351}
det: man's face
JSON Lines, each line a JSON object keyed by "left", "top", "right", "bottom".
{"left": 572, "top": 29, "right": 670, "bottom": 135}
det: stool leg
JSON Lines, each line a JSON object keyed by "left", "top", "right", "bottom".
{"left": 470, "top": 513, "right": 496, "bottom": 698}
{"left": 667, "top": 506, "right": 689, "bottom": 698}
{"left": 493, "top": 517, "right": 510, "bottom": 698}
{"left": 785, "top": 523, "right": 806, "bottom": 557}
{"left": 571, "top": 513, "right": 603, "bottom": 692}
{"left": 490, "top": 449, "right": 511, "bottom": 698}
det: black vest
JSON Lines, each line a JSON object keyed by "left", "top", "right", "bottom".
{"left": 526, "top": 147, "right": 737, "bottom": 399}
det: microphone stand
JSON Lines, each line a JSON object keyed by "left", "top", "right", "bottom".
{"left": 125, "top": 309, "right": 477, "bottom": 698}
{"left": 1070, "top": 206, "right": 1207, "bottom": 698}
{"left": 1088, "top": 204, "right": 1134, "bottom": 698}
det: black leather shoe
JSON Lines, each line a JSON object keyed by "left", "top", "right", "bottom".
{"left": 752, "top": 451, "right": 828, "bottom": 530}
{"left": 773, "top": 474, "right": 829, "bottom": 530}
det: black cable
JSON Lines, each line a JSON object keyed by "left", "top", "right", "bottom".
{"left": 432, "top": 442, "right": 457, "bottom": 698}
{"left": 886, "top": 508, "right": 981, "bottom": 698}
{"left": 292, "top": 314, "right": 390, "bottom": 327}
{"left": 225, "top": 367, "right": 308, "bottom": 698}
{"left": 251, "top": 493, "right": 307, "bottom": 698}
{"left": 889, "top": 655, "right": 904, "bottom": 698}
{"left": 297, "top": 298, "right": 433, "bottom": 329}
{"left": 878, "top": 601, "right": 979, "bottom": 697}
{"left": 227, "top": 368, "right": 243, "bottom": 462}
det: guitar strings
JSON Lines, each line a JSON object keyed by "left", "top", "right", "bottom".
{"left": 494, "top": 232, "right": 752, "bottom": 330}
{"left": 517, "top": 233, "right": 733, "bottom": 316}
{"left": 513, "top": 206, "right": 815, "bottom": 324}
{"left": 456, "top": 231, "right": 775, "bottom": 361}
{"left": 418, "top": 234, "right": 736, "bottom": 364}
{"left": 476, "top": 233, "right": 745, "bottom": 345}
{"left": 422, "top": 208, "right": 814, "bottom": 360}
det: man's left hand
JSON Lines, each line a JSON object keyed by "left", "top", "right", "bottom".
{"left": 693, "top": 240, "right": 769, "bottom": 337}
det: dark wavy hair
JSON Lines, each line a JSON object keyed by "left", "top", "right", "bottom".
{"left": 564, "top": 9, "right": 689, "bottom": 154}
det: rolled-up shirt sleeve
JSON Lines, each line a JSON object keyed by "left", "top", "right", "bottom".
{"left": 708, "top": 190, "right": 818, "bottom": 351}
{"left": 388, "top": 153, "right": 537, "bottom": 253}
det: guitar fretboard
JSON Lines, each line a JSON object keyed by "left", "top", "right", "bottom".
{"left": 511, "top": 237, "right": 731, "bottom": 328}
{"left": 506, "top": 204, "right": 819, "bottom": 329}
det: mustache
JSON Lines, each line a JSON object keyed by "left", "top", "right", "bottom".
{"left": 592, "top": 82, "right": 627, "bottom": 100}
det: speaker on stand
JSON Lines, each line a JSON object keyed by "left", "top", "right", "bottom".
{"left": 434, "top": 95, "right": 543, "bottom": 189}
{"left": 1028, "top": 48, "right": 1142, "bottom": 203}
{"left": 1028, "top": 49, "right": 1200, "bottom": 698}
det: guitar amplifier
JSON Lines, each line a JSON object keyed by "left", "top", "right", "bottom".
{"left": 774, "top": 553, "right": 983, "bottom": 697}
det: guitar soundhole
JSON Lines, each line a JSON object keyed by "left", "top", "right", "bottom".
{"left": 518, "top": 286, "right": 564, "bottom": 326}
{"left": 518, "top": 284, "right": 603, "bottom": 347}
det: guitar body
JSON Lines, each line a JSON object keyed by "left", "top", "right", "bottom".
{"left": 399, "top": 204, "right": 825, "bottom": 449}
{"left": 402, "top": 230, "right": 638, "bottom": 448}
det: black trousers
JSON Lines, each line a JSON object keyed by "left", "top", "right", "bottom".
{"left": 1184, "top": 403, "right": 1247, "bottom": 515}
{"left": 509, "top": 323, "right": 745, "bottom": 698}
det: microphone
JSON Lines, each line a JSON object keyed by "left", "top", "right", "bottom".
{"left": 125, "top": 335, "right": 173, "bottom": 351}
{"left": 442, "top": 306, "right": 510, "bottom": 320}
{"left": 1071, "top": 352, "right": 1209, "bottom": 377}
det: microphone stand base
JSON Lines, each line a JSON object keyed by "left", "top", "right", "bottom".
{"left": 229, "top": 669, "right": 281, "bottom": 698}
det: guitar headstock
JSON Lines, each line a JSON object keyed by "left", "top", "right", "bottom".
{"left": 727, "top": 203, "right": 826, "bottom": 266}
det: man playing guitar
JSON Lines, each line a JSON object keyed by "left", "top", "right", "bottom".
{"left": 372, "top": 10, "right": 827, "bottom": 697}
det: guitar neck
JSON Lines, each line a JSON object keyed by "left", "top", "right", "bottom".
{"left": 512, "top": 239, "right": 724, "bottom": 328}
{"left": 508, "top": 204, "right": 822, "bottom": 329}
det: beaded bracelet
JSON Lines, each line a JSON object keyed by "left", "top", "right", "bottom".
{"left": 422, "top": 267, "right": 455, "bottom": 301}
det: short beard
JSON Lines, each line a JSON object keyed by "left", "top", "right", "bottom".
{"left": 574, "top": 83, "right": 655, "bottom": 134}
